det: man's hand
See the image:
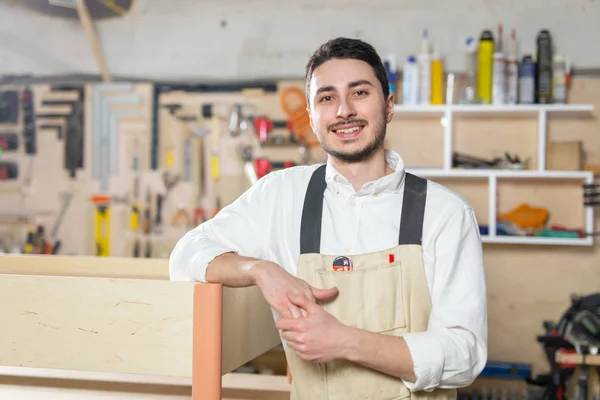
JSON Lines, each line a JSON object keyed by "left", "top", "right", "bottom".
{"left": 252, "top": 261, "right": 338, "bottom": 319}
{"left": 275, "top": 292, "right": 348, "bottom": 363}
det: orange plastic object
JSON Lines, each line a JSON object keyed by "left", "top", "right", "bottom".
{"left": 192, "top": 282, "right": 223, "bottom": 400}
{"left": 90, "top": 194, "right": 111, "bottom": 204}
{"left": 498, "top": 203, "right": 549, "bottom": 230}
{"left": 280, "top": 87, "right": 319, "bottom": 147}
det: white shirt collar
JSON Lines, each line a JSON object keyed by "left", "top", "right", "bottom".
{"left": 324, "top": 149, "right": 406, "bottom": 197}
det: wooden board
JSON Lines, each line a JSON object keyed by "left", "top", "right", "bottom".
{"left": 0, "top": 274, "right": 195, "bottom": 377}
{"left": 0, "top": 369, "right": 290, "bottom": 400}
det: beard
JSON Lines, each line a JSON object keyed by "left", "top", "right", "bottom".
{"left": 319, "top": 115, "right": 386, "bottom": 164}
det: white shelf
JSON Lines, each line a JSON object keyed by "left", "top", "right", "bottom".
{"left": 407, "top": 168, "right": 594, "bottom": 180}
{"left": 393, "top": 104, "right": 595, "bottom": 116}
{"left": 481, "top": 235, "right": 593, "bottom": 246}
{"left": 396, "top": 102, "right": 596, "bottom": 246}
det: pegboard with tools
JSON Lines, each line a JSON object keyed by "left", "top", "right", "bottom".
{"left": 0, "top": 79, "right": 323, "bottom": 259}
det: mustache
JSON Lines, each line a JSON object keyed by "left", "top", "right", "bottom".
{"left": 328, "top": 119, "right": 368, "bottom": 131}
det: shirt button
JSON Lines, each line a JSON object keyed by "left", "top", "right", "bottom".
{"left": 349, "top": 199, "right": 355, "bottom": 206}
{"left": 344, "top": 247, "right": 351, "bottom": 253}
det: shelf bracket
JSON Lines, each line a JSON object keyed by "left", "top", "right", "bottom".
{"left": 537, "top": 109, "right": 548, "bottom": 171}
{"left": 443, "top": 108, "right": 453, "bottom": 170}
{"left": 488, "top": 175, "right": 497, "bottom": 239}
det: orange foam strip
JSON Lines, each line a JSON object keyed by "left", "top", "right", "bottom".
{"left": 192, "top": 282, "right": 223, "bottom": 400}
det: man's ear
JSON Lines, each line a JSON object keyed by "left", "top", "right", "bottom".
{"left": 385, "top": 93, "right": 395, "bottom": 123}
{"left": 308, "top": 110, "right": 316, "bottom": 133}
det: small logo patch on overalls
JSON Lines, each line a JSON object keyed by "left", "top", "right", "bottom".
{"left": 332, "top": 256, "right": 353, "bottom": 272}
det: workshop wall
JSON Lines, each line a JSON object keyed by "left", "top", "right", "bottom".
{"left": 1, "top": 76, "right": 598, "bottom": 378}
{"left": 1, "top": 0, "right": 600, "bottom": 79}
{"left": 1, "top": 0, "right": 600, "bottom": 389}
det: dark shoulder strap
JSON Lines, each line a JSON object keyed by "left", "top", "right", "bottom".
{"left": 300, "top": 164, "right": 327, "bottom": 254}
{"left": 398, "top": 172, "right": 428, "bottom": 245}
{"left": 300, "top": 167, "right": 427, "bottom": 254}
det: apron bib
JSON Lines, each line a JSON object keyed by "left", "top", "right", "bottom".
{"left": 284, "top": 165, "right": 457, "bottom": 400}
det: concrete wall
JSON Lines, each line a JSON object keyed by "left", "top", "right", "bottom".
{"left": 1, "top": 0, "right": 600, "bottom": 80}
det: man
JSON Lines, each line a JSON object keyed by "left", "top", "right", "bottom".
{"left": 170, "top": 37, "right": 487, "bottom": 399}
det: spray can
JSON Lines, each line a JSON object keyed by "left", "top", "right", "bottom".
{"left": 519, "top": 55, "right": 536, "bottom": 104}
{"left": 492, "top": 53, "right": 506, "bottom": 104}
{"left": 552, "top": 55, "right": 567, "bottom": 103}
{"left": 418, "top": 29, "right": 431, "bottom": 105}
{"left": 492, "top": 24, "right": 506, "bottom": 104}
{"left": 431, "top": 44, "right": 444, "bottom": 104}
{"left": 402, "top": 55, "right": 419, "bottom": 105}
{"left": 536, "top": 30, "right": 553, "bottom": 103}
{"left": 477, "top": 30, "right": 494, "bottom": 104}
{"left": 506, "top": 29, "right": 519, "bottom": 104}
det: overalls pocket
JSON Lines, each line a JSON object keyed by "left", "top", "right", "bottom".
{"left": 315, "top": 261, "right": 407, "bottom": 334}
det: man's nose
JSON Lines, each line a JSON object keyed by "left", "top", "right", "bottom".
{"left": 336, "top": 98, "right": 356, "bottom": 119}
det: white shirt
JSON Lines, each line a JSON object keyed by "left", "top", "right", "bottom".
{"left": 169, "top": 149, "right": 488, "bottom": 392}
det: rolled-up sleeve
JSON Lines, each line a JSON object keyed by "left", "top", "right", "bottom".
{"left": 402, "top": 207, "right": 488, "bottom": 391}
{"left": 169, "top": 173, "right": 277, "bottom": 282}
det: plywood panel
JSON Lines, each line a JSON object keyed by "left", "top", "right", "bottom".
{"left": 222, "top": 287, "right": 281, "bottom": 375}
{"left": 424, "top": 178, "right": 489, "bottom": 224}
{"left": 497, "top": 178, "right": 586, "bottom": 229}
{"left": 0, "top": 275, "right": 195, "bottom": 377}
{"left": 453, "top": 117, "right": 539, "bottom": 170}
{"left": 385, "top": 117, "right": 445, "bottom": 169}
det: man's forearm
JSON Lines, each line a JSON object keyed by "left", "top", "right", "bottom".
{"left": 340, "top": 326, "right": 416, "bottom": 383}
{"left": 205, "top": 252, "right": 266, "bottom": 287}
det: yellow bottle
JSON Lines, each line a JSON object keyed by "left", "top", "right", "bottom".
{"left": 431, "top": 47, "right": 444, "bottom": 104}
{"left": 477, "top": 30, "right": 495, "bottom": 104}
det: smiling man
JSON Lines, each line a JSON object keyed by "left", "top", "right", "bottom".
{"left": 169, "top": 37, "right": 487, "bottom": 400}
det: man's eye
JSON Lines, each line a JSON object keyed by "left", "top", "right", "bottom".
{"left": 320, "top": 96, "right": 332, "bottom": 102}
{"left": 355, "top": 90, "right": 368, "bottom": 96}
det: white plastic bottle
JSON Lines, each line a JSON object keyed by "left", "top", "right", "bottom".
{"left": 418, "top": 29, "right": 431, "bottom": 105}
{"left": 403, "top": 55, "right": 419, "bottom": 105}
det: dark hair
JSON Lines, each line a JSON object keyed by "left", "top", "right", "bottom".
{"left": 304, "top": 37, "right": 390, "bottom": 105}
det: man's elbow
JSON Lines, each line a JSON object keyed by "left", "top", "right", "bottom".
{"left": 438, "top": 332, "right": 487, "bottom": 389}
{"left": 168, "top": 233, "right": 198, "bottom": 282}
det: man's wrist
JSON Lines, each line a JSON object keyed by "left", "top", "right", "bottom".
{"left": 337, "top": 325, "right": 361, "bottom": 361}
{"left": 247, "top": 259, "right": 274, "bottom": 285}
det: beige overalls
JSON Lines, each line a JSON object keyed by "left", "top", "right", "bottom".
{"left": 284, "top": 165, "right": 457, "bottom": 400}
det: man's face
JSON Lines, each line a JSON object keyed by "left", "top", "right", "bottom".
{"left": 307, "top": 58, "right": 394, "bottom": 163}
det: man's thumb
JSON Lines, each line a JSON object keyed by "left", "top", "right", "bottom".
{"left": 312, "top": 286, "right": 338, "bottom": 300}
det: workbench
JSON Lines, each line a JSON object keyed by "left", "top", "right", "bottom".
{"left": 0, "top": 254, "right": 290, "bottom": 399}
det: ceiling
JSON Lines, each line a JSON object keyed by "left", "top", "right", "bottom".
{"left": 3, "top": 0, "right": 135, "bottom": 20}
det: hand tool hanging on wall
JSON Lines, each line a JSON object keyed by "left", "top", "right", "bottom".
{"left": 151, "top": 82, "right": 278, "bottom": 170}
{"left": 154, "top": 193, "right": 164, "bottom": 234}
{"left": 0, "top": 90, "right": 19, "bottom": 124}
{"left": 228, "top": 103, "right": 242, "bottom": 137}
{"left": 91, "top": 195, "right": 111, "bottom": 257}
{"left": 142, "top": 188, "right": 152, "bottom": 235}
{"left": 22, "top": 87, "right": 36, "bottom": 155}
{"left": 49, "top": 191, "right": 74, "bottom": 255}
{"left": 254, "top": 158, "right": 296, "bottom": 180}
{"left": 171, "top": 202, "right": 192, "bottom": 228}
{"left": 130, "top": 138, "right": 141, "bottom": 231}
{"left": 162, "top": 103, "right": 182, "bottom": 170}
{"left": 0, "top": 133, "right": 18, "bottom": 152}
{"left": 36, "top": 85, "right": 86, "bottom": 178}
{"left": 0, "top": 161, "right": 18, "bottom": 180}
{"left": 92, "top": 83, "right": 142, "bottom": 193}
